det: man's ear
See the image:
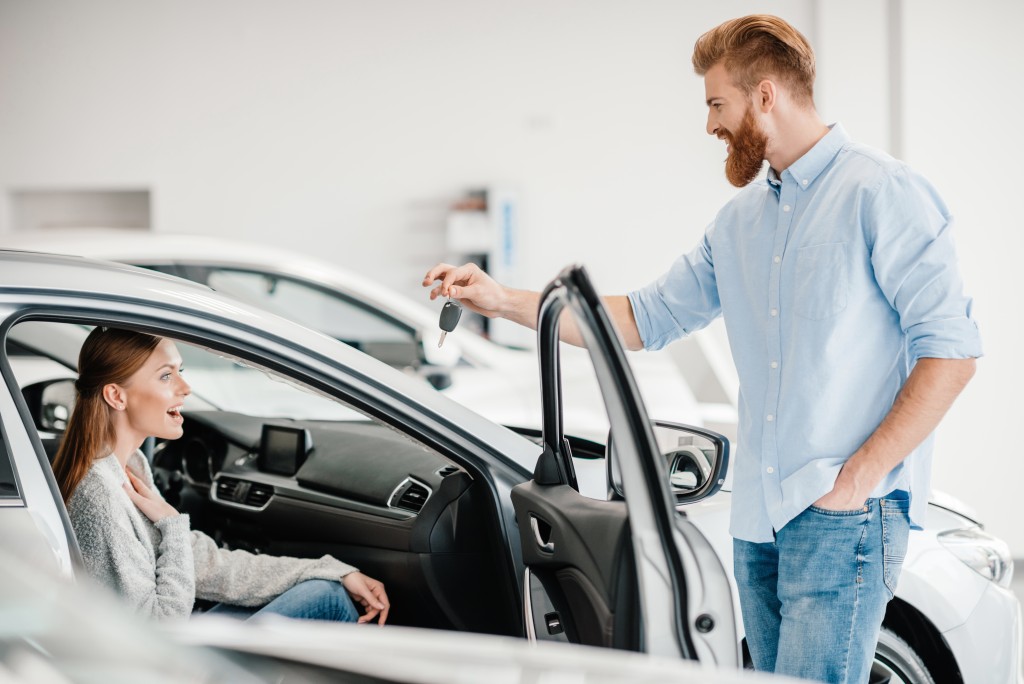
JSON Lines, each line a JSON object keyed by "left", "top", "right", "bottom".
{"left": 102, "top": 384, "right": 127, "bottom": 411}
{"left": 756, "top": 79, "right": 777, "bottom": 113}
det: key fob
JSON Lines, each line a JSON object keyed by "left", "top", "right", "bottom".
{"left": 440, "top": 300, "right": 463, "bottom": 332}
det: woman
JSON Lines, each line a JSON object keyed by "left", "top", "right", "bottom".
{"left": 53, "top": 326, "right": 389, "bottom": 623}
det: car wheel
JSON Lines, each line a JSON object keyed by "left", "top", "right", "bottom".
{"left": 870, "top": 627, "right": 935, "bottom": 684}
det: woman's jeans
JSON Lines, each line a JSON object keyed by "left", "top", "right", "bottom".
{"left": 206, "top": 579, "right": 360, "bottom": 622}
{"left": 734, "top": 493, "right": 911, "bottom": 684}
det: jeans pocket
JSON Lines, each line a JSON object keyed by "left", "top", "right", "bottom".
{"left": 881, "top": 502, "right": 911, "bottom": 600}
{"left": 808, "top": 503, "right": 869, "bottom": 517}
{"left": 795, "top": 242, "right": 848, "bottom": 320}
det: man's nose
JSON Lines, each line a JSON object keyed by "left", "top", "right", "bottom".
{"left": 706, "top": 112, "right": 718, "bottom": 137}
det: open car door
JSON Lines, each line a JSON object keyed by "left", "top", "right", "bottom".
{"left": 511, "top": 264, "right": 739, "bottom": 665}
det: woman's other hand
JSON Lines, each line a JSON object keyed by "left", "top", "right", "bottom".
{"left": 342, "top": 571, "right": 390, "bottom": 625}
{"left": 123, "top": 468, "right": 179, "bottom": 523}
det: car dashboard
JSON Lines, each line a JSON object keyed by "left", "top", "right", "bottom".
{"left": 143, "top": 410, "right": 521, "bottom": 635}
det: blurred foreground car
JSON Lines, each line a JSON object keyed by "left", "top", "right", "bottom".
{"left": 0, "top": 542, "right": 796, "bottom": 684}
{"left": 0, "top": 251, "right": 1018, "bottom": 683}
{"left": 0, "top": 229, "right": 736, "bottom": 442}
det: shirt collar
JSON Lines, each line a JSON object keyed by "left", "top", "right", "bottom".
{"left": 764, "top": 122, "right": 848, "bottom": 192}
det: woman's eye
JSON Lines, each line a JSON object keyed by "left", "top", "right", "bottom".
{"left": 161, "top": 373, "right": 171, "bottom": 381}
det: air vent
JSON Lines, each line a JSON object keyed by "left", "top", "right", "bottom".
{"left": 213, "top": 476, "right": 274, "bottom": 511}
{"left": 436, "top": 465, "right": 459, "bottom": 478}
{"left": 389, "top": 477, "right": 431, "bottom": 514}
{"left": 216, "top": 477, "right": 242, "bottom": 501}
{"left": 245, "top": 483, "right": 274, "bottom": 508}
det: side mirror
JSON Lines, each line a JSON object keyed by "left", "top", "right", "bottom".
{"left": 421, "top": 368, "right": 453, "bottom": 391}
{"left": 606, "top": 421, "right": 729, "bottom": 504}
{"left": 359, "top": 340, "right": 422, "bottom": 370}
{"left": 21, "top": 378, "right": 77, "bottom": 432}
{"left": 418, "top": 333, "right": 460, "bottom": 390}
{"left": 420, "top": 335, "right": 462, "bottom": 368}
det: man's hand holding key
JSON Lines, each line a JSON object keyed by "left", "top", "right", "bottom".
{"left": 422, "top": 262, "right": 510, "bottom": 319}
{"left": 423, "top": 261, "right": 642, "bottom": 350}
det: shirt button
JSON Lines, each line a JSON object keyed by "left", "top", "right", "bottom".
{"left": 801, "top": 179, "right": 808, "bottom": 186}
{"left": 770, "top": 308, "right": 778, "bottom": 317}
{"left": 783, "top": 204, "right": 791, "bottom": 212}
{"left": 773, "top": 255, "right": 781, "bottom": 263}
{"left": 770, "top": 361, "right": 778, "bottom": 369}
{"left": 766, "top": 466, "right": 775, "bottom": 474}
{"left": 766, "top": 414, "right": 774, "bottom": 422}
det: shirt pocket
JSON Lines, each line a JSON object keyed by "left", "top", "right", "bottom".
{"left": 795, "top": 242, "right": 849, "bottom": 320}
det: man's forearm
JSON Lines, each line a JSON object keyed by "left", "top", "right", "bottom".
{"left": 498, "top": 291, "right": 643, "bottom": 350}
{"left": 830, "top": 357, "right": 977, "bottom": 504}
{"left": 498, "top": 288, "right": 542, "bottom": 330}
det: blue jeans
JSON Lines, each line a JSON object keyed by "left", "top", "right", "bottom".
{"left": 734, "top": 493, "right": 910, "bottom": 683}
{"left": 206, "top": 579, "right": 360, "bottom": 622}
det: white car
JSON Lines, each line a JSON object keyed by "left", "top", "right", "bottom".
{"left": 0, "top": 250, "right": 741, "bottom": 671}
{"left": 2, "top": 250, "right": 1017, "bottom": 683}
{"left": 0, "top": 229, "right": 735, "bottom": 445}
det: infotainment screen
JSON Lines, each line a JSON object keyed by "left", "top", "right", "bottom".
{"left": 258, "top": 424, "right": 311, "bottom": 476}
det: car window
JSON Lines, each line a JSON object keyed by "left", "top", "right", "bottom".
{"left": 5, "top": 315, "right": 475, "bottom": 612}
{"left": 203, "top": 269, "right": 420, "bottom": 368}
{"left": 558, "top": 308, "right": 617, "bottom": 501}
{"left": 7, "top": 321, "right": 363, "bottom": 423}
{"left": 7, "top": 320, "right": 444, "bottom": 476}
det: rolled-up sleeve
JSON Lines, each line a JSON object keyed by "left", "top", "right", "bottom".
{"left": 867, "top": 166, "right": 983, "bottom": 362}
{"left": 628, "top": 230, "right": 722, "bottom": 351}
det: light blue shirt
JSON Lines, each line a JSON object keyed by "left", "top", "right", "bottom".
{"left": 628, "top": 124, "right": 982, "bottom": 543}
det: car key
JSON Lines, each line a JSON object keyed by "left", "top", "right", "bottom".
{"left": 438, "top": 298, "right": 462, "bottom": 348}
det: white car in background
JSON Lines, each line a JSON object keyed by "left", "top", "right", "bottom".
{"left": 0, "top": 229, "right": 735, "bottom": 445}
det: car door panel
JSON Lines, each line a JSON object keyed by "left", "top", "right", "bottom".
{"left": 511, "top": 480, "right": 638, "bottom": 649}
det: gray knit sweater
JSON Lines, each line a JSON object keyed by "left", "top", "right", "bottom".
{"left": 67, "top": 452, "right": 357, "bottom": 620}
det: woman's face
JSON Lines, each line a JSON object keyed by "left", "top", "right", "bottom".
{"left": 119, "top": 339, "right": 191, "bottom": 441}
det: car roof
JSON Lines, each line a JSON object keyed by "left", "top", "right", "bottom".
{"left": 0, "top": 247, "right": 213, "bottom": 295}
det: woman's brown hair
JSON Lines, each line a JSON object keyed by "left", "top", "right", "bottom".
{"left": 52, "top": 327, "right": 162, "bottom": 503}
{"left": 692, "top": 14, "right": 817, "bottom": 107}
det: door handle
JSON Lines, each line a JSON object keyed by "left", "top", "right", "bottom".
{"left": 530, "top": 514, "right": 554, "bottom": 553}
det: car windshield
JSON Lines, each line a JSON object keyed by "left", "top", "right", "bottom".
{"left": 175, "top": 344, "right": 364, "bottom": 421}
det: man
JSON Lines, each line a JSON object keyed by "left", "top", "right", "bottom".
{"left": 423, "top": 14, "right": 980, "bottom": 684}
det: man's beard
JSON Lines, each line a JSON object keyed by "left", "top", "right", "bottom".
{"left": 721, "top": 107, "right": 768, "bottom": 188}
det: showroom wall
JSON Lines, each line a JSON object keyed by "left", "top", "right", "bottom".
{"left": 0, "top": 1, "right": 1021, "bottom": 551}
{"left": 898, "top": 0, "right": 1024, "bottom": 551}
